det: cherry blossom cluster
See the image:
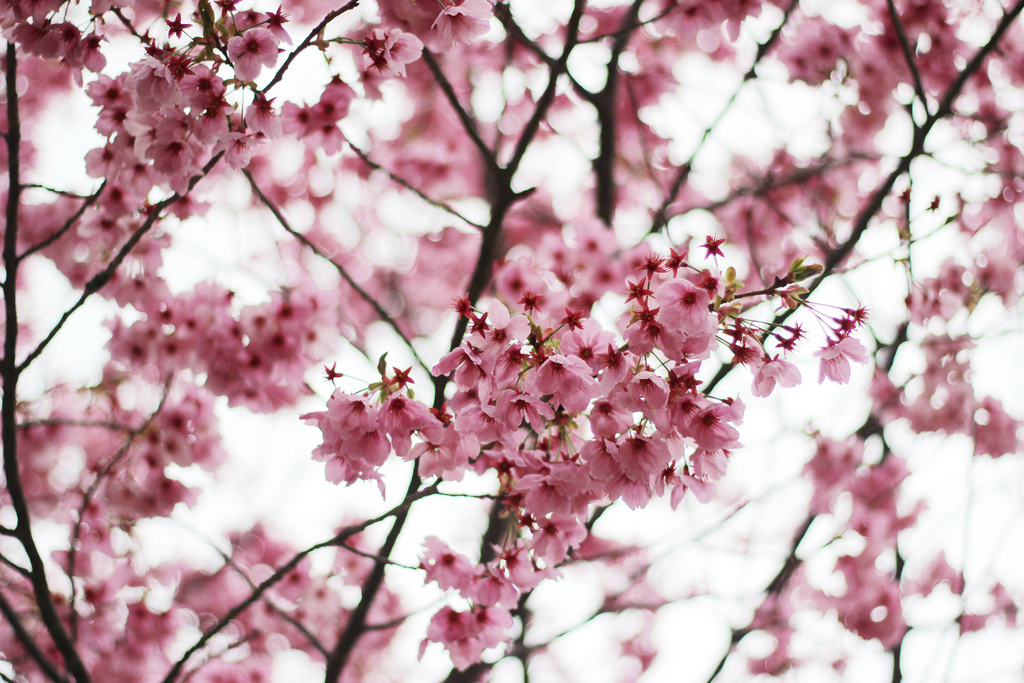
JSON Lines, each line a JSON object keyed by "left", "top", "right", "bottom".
{"left": 107, "top": 278, "right": 338, "bottom": 412}
{"left": 304, "top": 245, "right": 863, "bottom": 666}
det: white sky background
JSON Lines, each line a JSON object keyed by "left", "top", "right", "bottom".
{"left": 11, "top": 0, "right": 1024, "bottom": 681}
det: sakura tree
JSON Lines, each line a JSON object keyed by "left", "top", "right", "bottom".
{"left": 1, "top": 0, "right": 1023, "bottom": 681}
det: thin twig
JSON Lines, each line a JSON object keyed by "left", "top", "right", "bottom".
{"left": 337, "top": 540, "right": 419, "bottom": 570}
{"left": 0, "top": 589, "right": 69, "bottom": 683}
{"left": 885, "top": 0, "right": 929, "bottom": 113}
{"left": 421, "top": 49, "right": 501, "bottom": 174}
{"left": 68, "top": 377, "right": 174, "bottom": 640}
{"left": 16, "top": 418, "right": 135, "bottom": 432}
{"left": 345, "top": 140, "right": 486, "bottom": 230}
{"left": 214, "top": 544, "right": 331, "bottom": 659}
{"left": 263, "top": 1, "right": 361, "bottom": 94}
{"left": 22, "top": 184, "right": 96, "bottom": 199}
{"left": 0, "top": 550, "right": 31, "bottom": 577}
{"left": 20, "top": 182, "right": 105, "bottom": 260}
{"left": 243, "top": 170, "right": 431, "bottom": 376}
{"left": 649, "top": 0, "right": 800, "bottom": 235}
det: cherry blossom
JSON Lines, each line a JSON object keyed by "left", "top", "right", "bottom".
{"left": 432, "top": 0, "right": 492, "bottom": 47}
{"left": 814, "top": 336, "right": 870, "bottom": 384}
{"left": 751, "top": 357, "right": 801, "bottom": 397}
{"left": 227, "top": 27, "right": 279, "bottom": 82}
{"left": 361, "top": 28, "right": 424, "bottom": 77}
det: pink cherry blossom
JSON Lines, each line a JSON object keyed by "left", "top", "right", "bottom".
{"left": 380, "top": 394, "right": 444, "bottom": 456}
{"left": 656, "top": 278, "right": 715, "bottom": 335}
{"left": 8, "top": 3, "right": 1024, "bottom": 681}
{"left": 228, "top": 27, "right": 279, "bottom": 82}
{"left": 432, "top": 0, "right": 493, "bottom": 47}
{"left": 525, "top": 354, "right": 599, "bottom": 413}
{"left": 421, "top": 537, "right": 477, "bottom": 592}
{"left": 245, "top": 94, "right": 282, "bottom": 138}
{"left": 814, "top": 336, "right": 869, "bottom": 384}
{"left": 362, "top": 28, "right": 424, "bottom": 77}
{"left": 751, "top": 357, "right": 801, "bottom": 397}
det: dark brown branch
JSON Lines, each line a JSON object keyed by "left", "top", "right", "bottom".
{"left": 22, "top": 184, "right": 96, "bottom": 199}
{"left": 309, "top": 28, "right": 595, "bottom": 673}
{"left": 505, "top": 0, "right": 589, "bottom": 175}
{"left": 17, "top": 418, "right": 134, "bottom": 432}
{"left": 703, "top": 513, "right": 813, "bottom": 683}
{"left": 345, "top": 141, "right": 487, "bottom": 230}
{"left": 593, "top": 0, "right": 645, "bottom": 225}
{"left": 670, "top": 153, "right": 875, "bottom": 221}
{"left": 579, "top": 2, "right": 680, "bottom": 45}
{"left": 440, "top": 0, "right": 588, "bottom": 366}
{"left": 889, "top": 545, "right": 907, "bottom": 683}
{"left": 439, "top": 498, "right": 511, "bottom": 682}
{"left": 110, "top": 8, "right": 147, "bottom": 43}
{"left": 215, "top": 546, "right": 330, "bottom": 659}
{"left": 702, "top": 0, "right": 1024, "bottom": 398}
{"left": 337, "top": 540, "right": 418, "bottom": 569}
{"left": 0, "top": 588, "right": 68, "bottom": 683}
{"left": 0, "top": 550, "right": 31, "bottom": 577}
{"left": 317, "top": 18, "right": 590, "bottom": 665}
{"left": 2, "top": 42, "right": 92, "bottom": 683}
{"left": 818, "top": 0, "right": 1024, "bottom": 283}
{"left": 704, "top": 324, "right": 911, "bottom": 682}
{"left": 321, "top": 466, "right": 424, "bottom": 682}
{"left": 885, "top": 0, "right": 929, "bottom": 113}
{"left": 422, "top": 49, "right": 501, "bottom": 174}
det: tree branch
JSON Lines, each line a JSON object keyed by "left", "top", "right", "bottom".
{"left": 345, "top": 140, "right": 486, "bottom": 230}
{"left": 2, "top": 42, "right": 92, "bottom": 683}
{"left": 505, "top": 0, "right": 588, "bottom": 175}
{"left": 885, "top": 0, "right": 929, "bottom": 114}
{"left": 592, "top": 0, "right": 645, "bottom": 225}
{"left": 421, "top": 49, "right": 501, "bottom": 175}
{"left": 0, "top": 588, "right": 68, "bottom": 683}
{"left": 321, "top": 467, "right": 426, "bottom": 682}
{"left": 439, "top": 0, "right": 588, "bottom": 371}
